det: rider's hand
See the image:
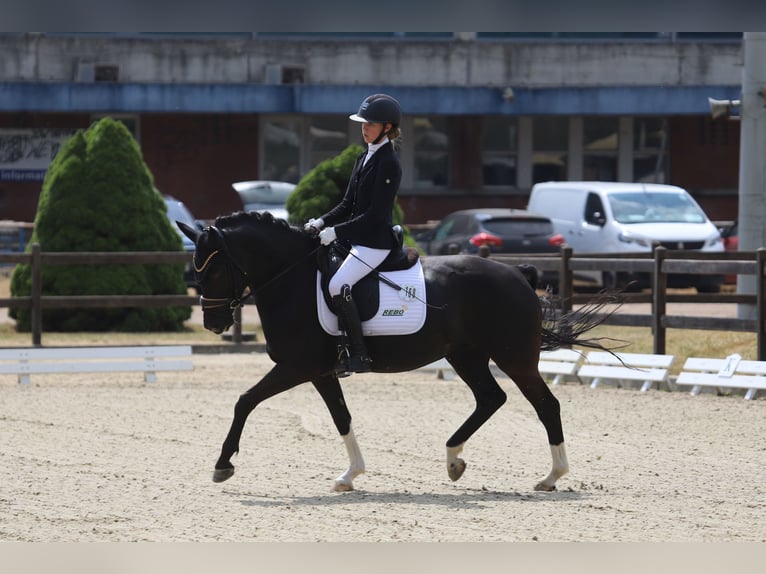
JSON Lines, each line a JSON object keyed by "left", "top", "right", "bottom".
{"left": 303, "top": 218, "right": 324, "bottom": 235}
{"left": 318, "top": 226, "right": 337, "bottom": 245}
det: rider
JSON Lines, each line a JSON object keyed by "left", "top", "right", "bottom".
{"left": 304, "top": 93, "right": 403, "bottom": 376}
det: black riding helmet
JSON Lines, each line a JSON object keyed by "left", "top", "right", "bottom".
{"left": 349, "top": 93, "right": 401, "bottom": 126}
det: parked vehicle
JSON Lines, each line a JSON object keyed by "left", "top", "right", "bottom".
{"left": 720, "top": 220, "right": 738, "bottom": 251}
{"left": 164, "top": 195, "right": 204, "bottom": 291}
{"left": 231, "top": 180, "right": 295, "bottom": 220}
{"left": 527, "top": 181, "right": 724, "bottom": 292}
{"left": 719, "top": 220, "right": 738, "bottom": 284}
{"left": 414, "top": 208, "right": 564, "bottom": 289}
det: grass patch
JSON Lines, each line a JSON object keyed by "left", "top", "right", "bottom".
{"left": 0, "top": 321, "right": 263, "bottom": 348}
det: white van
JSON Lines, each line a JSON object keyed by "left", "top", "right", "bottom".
{"left": 526, "top": 181, "right": 724, "bottom": 292}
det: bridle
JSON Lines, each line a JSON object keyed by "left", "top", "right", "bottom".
{"left": 194, "top": 225, "right": 321, "bottom": 315}
{"left": 194, "top": 226, "right": 251, "bottom": 313}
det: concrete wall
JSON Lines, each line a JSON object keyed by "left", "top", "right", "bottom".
{"left": 0, "top": 34, "right": 743, "bottom": 88}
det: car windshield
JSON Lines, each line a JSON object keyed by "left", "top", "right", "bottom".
{"left": 482, "top": 218, "right": 554, "bottom": 237}
{"left": 608, "top": 192, "right": 707, "bottom": 224}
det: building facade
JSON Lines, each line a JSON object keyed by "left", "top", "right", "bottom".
{"left": 0, "top": 32, "right": 744, "bottom": 224}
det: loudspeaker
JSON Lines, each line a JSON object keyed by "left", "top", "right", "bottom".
{"left": 708, "top": 97, "right": 741, "bottom": 120}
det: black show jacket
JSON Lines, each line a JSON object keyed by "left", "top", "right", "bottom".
{"left": 320, "top": 142, "right": 402, "bottom": 250}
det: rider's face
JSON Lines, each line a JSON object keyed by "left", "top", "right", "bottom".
{"left": 361, "top": 122, "right": 389, "bottom": 144}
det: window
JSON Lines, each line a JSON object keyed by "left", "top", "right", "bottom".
{"left": 482, "top": 117, "right": 518, "bottom": 186}
{"left": 308, "top": 116, "right": 349, "bottom": 168}
{"left": 261, "top": 115, "right": 351, "bottom": 183}
{"left": 633, "top": 117, "right": 668, "bottom": 184}
{"left": 262, "top": 117, "right": 301, "bottom": 183}
{"left": 433, "top": 216, "right": 459, "bottom": 241}
{"left": 413, "top": 116, "right": 448, "bottom": 187}
{"left": 583, "top": 117, "right": 618, "bottom": 181}
{"left": 585, "top": 192, "right": 606, "bottom": 225}
{"left": 532, "top": 117, "right": 568, "bottom": 183}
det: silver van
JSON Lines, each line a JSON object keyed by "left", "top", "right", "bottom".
{"left": 526, "top": 181, "right": 724, "bottom": 292}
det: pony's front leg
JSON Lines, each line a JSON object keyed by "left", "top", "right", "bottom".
{"left": 446, "top": 443, "right": 467, "bottom": 481}
{"left": 312, "top": 376, "right": 365, "bottom": 492}
{"left": 213, "top": 364, "right": 307, "bottom": 483}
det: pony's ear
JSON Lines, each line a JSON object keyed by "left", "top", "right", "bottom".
{"left": 177, "top": 221, "right": 201, "bottom": 243}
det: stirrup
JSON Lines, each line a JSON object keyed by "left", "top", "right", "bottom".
{"left": 334, "top": 345, "right": 352, "bottom": 378}
{"left": 346, "top": 353, "right": 372, "bottom": 374}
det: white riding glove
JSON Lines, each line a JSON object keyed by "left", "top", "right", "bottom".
{"left": 318, "top": 226, "right": 337, "bottom": 245}
{"left": 303, "top": 217, "right": 324, "bottom": 233}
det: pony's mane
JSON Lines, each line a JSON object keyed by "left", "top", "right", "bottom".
{"left": 214, "top": 210, "right": 303, "bottom": 237}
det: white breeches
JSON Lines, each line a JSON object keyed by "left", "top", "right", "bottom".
{"left": 328, "top": 245, "right": 390, "bottom": 296}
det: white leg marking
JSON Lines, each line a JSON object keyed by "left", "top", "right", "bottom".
{"left": 447, "top": 443, "right": 467, "bottom": 481}
{"left": 535, "top": 442, "right": 569, "bottom": 492}
{"left": 333, "top": 425, "right": 365, "bottom": 492}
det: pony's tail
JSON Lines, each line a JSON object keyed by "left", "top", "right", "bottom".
{"left": 539, "top": 289, "right": 628, "bottom": 353}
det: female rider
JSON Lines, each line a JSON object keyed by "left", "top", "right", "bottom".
{"left": 304, "top": 93, "right": 403, "bottom": 376}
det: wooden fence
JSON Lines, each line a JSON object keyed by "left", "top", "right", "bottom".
{"left": 489, "top": 245, "right": 766, "bottom": 360}
{"left": 0, "top": 245, "right": 198, "bottom": 346}
{"left": 2, "top": 243, "right": 766, "bottom": 357}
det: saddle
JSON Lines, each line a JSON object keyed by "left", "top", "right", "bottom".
{"left": 318, "top": 226, "right": 420, "bottom": 321}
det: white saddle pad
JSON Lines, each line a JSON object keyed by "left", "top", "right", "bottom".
{"left": 316, "top": 261, "right": 427, "bottom": 336}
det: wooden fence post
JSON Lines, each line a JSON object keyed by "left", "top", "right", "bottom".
{"left": 31, "top": 242, "right": 42, "bottom": 347}
{"left": 559, "top": 245, "right": 573, "bottom": 317}
{"left": 757, "top": 247, "right": 766, "bottom": 360}
{"left": 232, "top": 306, "right": 243, "bottom": 344}
{"left": 652, "top": 245, "right": 667, "bottom": 355}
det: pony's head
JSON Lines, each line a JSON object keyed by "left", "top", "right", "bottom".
{"left": 178, "top": 219, "right": 252, "bottom": 334}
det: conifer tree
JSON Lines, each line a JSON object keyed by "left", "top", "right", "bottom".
{"left": 10, "top": 117, "right": 191, "bottom": 332}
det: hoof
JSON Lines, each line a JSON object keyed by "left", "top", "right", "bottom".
{"left": 333, "top": 480, "right": 354, "bottom": 492}
{"left": 212, "top": 466, "right": 235, "bottom": 483}
{"left": 534, "top": 481, "right": 556, "bottom": 492}
{"left": 448, "top": 458, "right": 466, "bottom": 481}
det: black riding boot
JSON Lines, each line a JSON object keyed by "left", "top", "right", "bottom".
{"left": 331, "top": 284, "right": 372, "bottom": 376}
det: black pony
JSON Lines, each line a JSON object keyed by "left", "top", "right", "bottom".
{"left": 178, "top": 211, "right": 615, "bottom": 492}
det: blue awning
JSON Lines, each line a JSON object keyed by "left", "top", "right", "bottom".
{"left": 0, "top": 82, "right": 742, "bottom": 116}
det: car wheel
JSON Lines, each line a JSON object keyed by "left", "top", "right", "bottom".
{"left": 696, "top": 278, "right": 722, "bottom": 293}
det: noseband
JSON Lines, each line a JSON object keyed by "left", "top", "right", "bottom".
{"left": 195, "top": 226, "right": 251, "bottom": 313}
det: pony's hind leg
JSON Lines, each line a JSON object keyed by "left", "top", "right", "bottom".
{"left": 496, "top": 358, "right": 569, "bottom": 491}
{"left": 444, "top": 348, "right": 507, "bottom": 482}
{"left": 312, "top": 375, "right": 365, "bottom": 492}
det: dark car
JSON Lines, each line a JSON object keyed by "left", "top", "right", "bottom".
{"left": 415, "top": 208, "right": 564, "bottom": 289}
{"left": 164, "top": 195, "right": 204, "bottom": 292}
{"left": 416, "top": 208, "right": 564, "bottom": 256}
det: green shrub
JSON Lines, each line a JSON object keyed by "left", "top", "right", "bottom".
{"left": 10, "top": 117, "right": 191, "bottom": 332}
{"left": 286, "top": 144, "right": 416, "bottom": 247}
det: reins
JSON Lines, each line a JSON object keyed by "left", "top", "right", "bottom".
{"left": 196, "top": 225, "right": 320, "bottom": 313}
{"left": 253, "top": 244, "right": 322, "bottom": 296}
